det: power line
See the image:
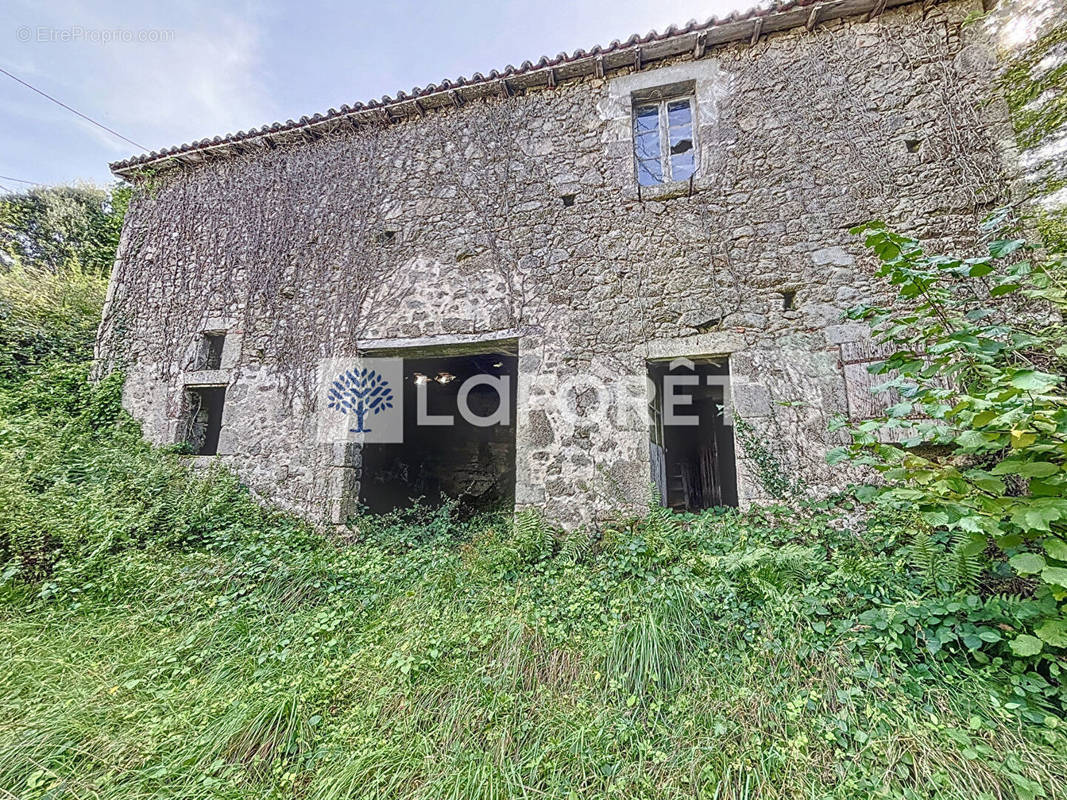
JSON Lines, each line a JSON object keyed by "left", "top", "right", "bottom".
{"left": 0, "top": 174, "right": 41, "bottom": 186}
{"left": 0, "top": 65, "right": 148, "bottom": 152}
{"left": 0, "top": 182, "right": 14, "bottom": 193}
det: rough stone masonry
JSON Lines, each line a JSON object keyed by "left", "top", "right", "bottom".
{"left": 98, "top": 0, "right": 1018, "bottom": 526}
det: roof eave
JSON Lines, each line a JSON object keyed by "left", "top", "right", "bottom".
{"left": 110, "top": 0, "right": 930, "bottom": 180}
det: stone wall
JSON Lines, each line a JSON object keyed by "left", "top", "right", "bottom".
{"left": 98, "top": 0, "right": 1016, "bottom": 526}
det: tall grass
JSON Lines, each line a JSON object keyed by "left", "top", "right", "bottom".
{"left": 0, "top": 261, "right": 1063, "bottom": 799}
{"left": 1, "top": 498, "right": 1065, "bottom": 799}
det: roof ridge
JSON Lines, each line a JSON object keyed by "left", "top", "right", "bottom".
{"left": 110, "top": 0, "right": 927, "bottom": 176}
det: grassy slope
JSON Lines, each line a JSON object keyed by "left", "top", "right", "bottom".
{"left": 0, "top": 267, "right": 1064, "bottom": 799}
{"left": 1, "top": 430, "right": 1065, "bottom": 799}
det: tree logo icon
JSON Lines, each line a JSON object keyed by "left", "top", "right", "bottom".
{"left": 327, "top": 367, "right": 395, "bottom": 433}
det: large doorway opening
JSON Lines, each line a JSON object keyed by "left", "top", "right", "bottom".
{"left": 648, "top": 358, "right": 738, "bottom": 512}
{"left": 359, "top": 351, "right": 517, "bottom": 515}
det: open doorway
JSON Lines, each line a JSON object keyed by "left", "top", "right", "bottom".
{"left": 648, "top": 358, "right": 737, "bottom": 512}
{"left": 359, "top": 351, "right": 517, "bottom": 515}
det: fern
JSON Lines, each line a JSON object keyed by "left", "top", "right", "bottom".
{"left": 909, "top": 528, "right": 984, "bottom": 595}
{"left": 513, "top": 508, "right": 554, "bottom": 562}
{"left": 644, "top": 500, "right": 683, "bottom": 540}
{"left": 559, "top": 527, "right": 595, "bottom": 565}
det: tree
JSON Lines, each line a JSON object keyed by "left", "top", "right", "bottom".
{"left": 831, "top": 213, "right": 1067, "bottom": 662}
{"left": 0, "top": 184, "right": 129, "bottom": 274}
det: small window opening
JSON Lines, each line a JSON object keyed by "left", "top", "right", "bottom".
{"left": 905, "top": 138, "right": 921, "bottom": 153}
{"left": 377, "top": 230, "right": 397, "bottom": 245}
{"left": 561, "top": 193, "right": 576, "bottom": 207}
{"left": 183, "top": 386, "right": 226, "bottom": 456}
{"left": 781, "top": 290, "right": 796, "bottom": 310}
{"left": 693, "top": 315, "right": 722, "bottom": 333}
{"left": 198, "top": 333, "right": 225, "bottom": 370}
{"left": 633, "top": 92, "right": 697, "bottom": 186}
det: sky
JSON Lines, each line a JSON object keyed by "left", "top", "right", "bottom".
{"left": 0, "top": 0, "right": 751, "bottom": 190}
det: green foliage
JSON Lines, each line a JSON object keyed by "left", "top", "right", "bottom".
{"left": 0, "top": 263, "right": 108, "bottom": 384}
{"left": 831, "top": 216, "right": 1067, "bottom": 664}
{"left": 997, "top": 21, "right": 1067, "bottom": 251}
{"left": 0, "top": 183, "right": 128, "bottom": 274}
{"left": 733, "top": 413, "right": 805, "bottom": 500}
{"left": 0, "top": 224, "right": 1065, "bottom": 798}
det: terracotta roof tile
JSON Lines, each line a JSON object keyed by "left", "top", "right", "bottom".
{"left": 110, "top": 0, "right": 920, "bottom": 176}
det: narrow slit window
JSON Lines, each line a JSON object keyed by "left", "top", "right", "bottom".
{"left": 198, "top": 333, "right": 225, "bottom": 370}
{"left": 632, "top": 95, "right": 697, "bottom": 186}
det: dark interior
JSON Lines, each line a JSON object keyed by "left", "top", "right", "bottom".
{"left": 359, "top": 353, "right": 517, "bottom": 514}
{"left": 648, "top": 359, "right": 738, "bottom": 511}
{"left": 185, "top": 386, "right": 225, "bottom": 456}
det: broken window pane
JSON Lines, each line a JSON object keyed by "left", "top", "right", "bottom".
{"left": 632, "top": 95, "right": 697, "bottom": 186}
{"left": 669, "top": 128, "right": 693, "bottom": 154}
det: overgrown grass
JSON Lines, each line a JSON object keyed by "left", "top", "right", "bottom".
{"left": 1, "top": 390, "right": 1065, "bottom": 798}
{"left": 0, "top": 257, "right": 1064, "bottom": 799}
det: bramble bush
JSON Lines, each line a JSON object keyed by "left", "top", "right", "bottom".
{"left": 830, "top": 213, "right": 1067, "bottom": 679}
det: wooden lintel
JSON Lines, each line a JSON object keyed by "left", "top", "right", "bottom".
{"left": 750, "top": 17, "right": 764, "bottom": 45}
{"left": 864, "top": 0, "right": 888, "bottom": 21}
{"left": 806, "top": 4, "right": 821, "bottom": 30}
{"left": 595, "top": 55, "right": 605, "bottom": 78}
{"left": 634, "top": 46, "right": 642, "bottom": 71}
{"left": 693, "top": 31, "right": 707, "bottom": 59}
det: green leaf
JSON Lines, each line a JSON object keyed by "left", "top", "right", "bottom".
{"left": 1009, "top": 634, "right": 1044, "bottom": 656}
{"left": 989, "top": 282, "right": 1020, "bottom": 297}
{"left": 1009, "top": 553, "right": 1046, "bottom": 575}
{"left": 826, "top": 447, "right": 849, "bottom": 465}
{"left": 1040, "top": 566, "right": 1067, "bottom": 588}
{"left": 988, "top": 238, "right": 1026, "bottom": 258}
{"left": 1008, "top": 370, "right": 1060, "bottom": 393}
{"left": 1035, "top": 619, "right": 1067, "bottom": 648}
{"left": 1045, "top": 538, "right": 1067, "bottom": 562}
{"left": 1017, "top": 462, "right": 1059, "bottom": 478}
{"left": 1012, "top": 499, "right": 1067, "bottom": 531}
{"left": 1010, "top": 430, "right": 1037, "bottom": 449}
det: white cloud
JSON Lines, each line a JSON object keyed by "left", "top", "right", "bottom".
{"left": 1, "top": 0, "right": 273, "bottom": 174}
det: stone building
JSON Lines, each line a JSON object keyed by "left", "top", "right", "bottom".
{"left": 99, "top": 0, "right": 1014, "bottom": 526}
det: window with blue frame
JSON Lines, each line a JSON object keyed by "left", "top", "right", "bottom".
{"left": 632, "top": 96, "right": 697, "bottom": 186}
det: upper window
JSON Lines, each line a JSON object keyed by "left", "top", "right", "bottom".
{"left": 196, "top": 333, "right": 225, "bottom": 371}
{"left": 633, "top": 96, "right": 697, "bottom": 186}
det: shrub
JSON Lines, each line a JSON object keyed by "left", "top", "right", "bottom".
{"left": 830, "top": 215, "right": 1067, "bottom": 671}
